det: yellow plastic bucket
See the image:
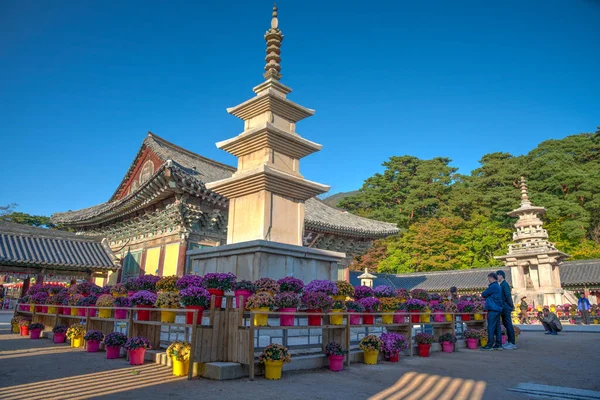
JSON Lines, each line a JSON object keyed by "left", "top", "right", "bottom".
{"left": 253, "top": 307, "right": 269, "bottom": 326}
{"left": 161, "top": 311, "right": 176, "bottom": 323}
{"left": 264, "top": 360, "right": 283, "bottom": 380}
{"left": 72, "top": 337, "right": 83, "bottom": 348}
{"left": 71, "top": 307, "right": 78, "bottom": 316}
{"left": 99, "top": 309, "right": 112, "bottom": 318}
{"left": 363, "top": 350, "right": 379, "bottom": 365}
{"left": 29, "top": 305, "right": 35, "bottom": 312}
{"left": 480, "top": 337, "right": 488, "bottom": 347}
{"left": 445, "top": 314, "right": 453, "bottom": 322}
{"left": 48, "top": 306, "right": 57, "bottom": 314}
{"left": 420, "top": 314, "right": 431, "bottom": 323}
{"left": 172, "top": 359, "right": 190, "bottom": 376}
{"left": 474, "top": 313, "right": 483, "bottom": 321}
{"left": 382, "top": 313, "right": 394, "bottom": 324}
{"left": 12, "top": 324, "right": 19, "bottom": 333}
{"left": 330, "top": 310, "right": 343, "bottom": 325}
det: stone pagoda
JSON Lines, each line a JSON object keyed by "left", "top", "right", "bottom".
{"left": 496, "top": 177, "right": 569, "bottom": 306}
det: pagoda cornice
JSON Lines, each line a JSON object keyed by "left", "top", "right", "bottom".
{"left": 216, "top": 122, "right": 322, "bottom": 159}
{"left": 508, "top": 204, "right": 547, "bottom": 218}
{"left": 226, "top": 89, "right": 315, "bottom": 123}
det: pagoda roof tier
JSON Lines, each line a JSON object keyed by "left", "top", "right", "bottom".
{"left": 216, "top": 122, "right": 322, "bottom": 159}
{"left": 206, "top": 164, "right": 330, "bottom": 201}
{"left": 226, "top": 89, "right": 315, "bottom": 123}
{"left": 508, "top": 204, "right": 547, "bottom": 218}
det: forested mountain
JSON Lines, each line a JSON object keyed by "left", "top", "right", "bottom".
{"left": 337, "top": 129, "right": 600, "bottom": 273}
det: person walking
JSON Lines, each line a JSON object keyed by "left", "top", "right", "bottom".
{"left": 519, "top": 297, "right": 529, "bottom": 324}
{"left": 496, "top": 270, "right": 517, "bottom": 349}
{"left": 481, "top": 272, "right": 504, "bottom": 351}
{"left": 578, "top": 293, "right": 592, "bottom": 325}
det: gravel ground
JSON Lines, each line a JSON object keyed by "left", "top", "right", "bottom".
{"left": 1, "top": 316, "right": 599, "bottom": 400}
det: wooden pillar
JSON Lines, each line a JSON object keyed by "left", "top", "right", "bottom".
{"left": 177, "top": 239, "right": 188, "bottom": 277}
{"left": 20, "top": 278, "right": 30, "bottom": 298}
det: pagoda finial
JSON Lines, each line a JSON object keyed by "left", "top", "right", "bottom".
{"left": 520, "top": 176, "right": 531, "bottom": 207}
{"left": 263, "top": 3, "right": 283, "bottom": 81}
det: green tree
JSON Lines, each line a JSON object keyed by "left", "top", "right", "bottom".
{"left": 1, "top": 204, "right": 56, "bottom": 228}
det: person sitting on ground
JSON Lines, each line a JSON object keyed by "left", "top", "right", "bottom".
{"left": 519, "top": 297, "right": 529, "bottom": 324}
{"left": 481, "top": 272, "right": 504, "bottom": 351}
{"left": 539, "top": 307, "right": 562, "bottom": 335}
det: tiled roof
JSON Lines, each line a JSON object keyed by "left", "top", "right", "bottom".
{"left": 559, "top": 259, "right": 600, "bottom": 287}
{"left": 0, "top": 222, "right": 118, "bottom": 272}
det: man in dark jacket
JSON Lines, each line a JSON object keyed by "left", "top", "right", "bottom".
{"left": 481, "top": 272, "right": 504, "bottom": 351}
{"left": 496, "top": 270, "right": 516, "bottom": 349}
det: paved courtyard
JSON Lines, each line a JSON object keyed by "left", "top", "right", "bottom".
{"left": 0, "top": 313, "right": 599, "bottom": 400}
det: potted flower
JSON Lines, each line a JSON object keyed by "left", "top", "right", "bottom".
{"left": 358, "top": 297, "right": 381, "bottom": 325}
{"left": 410, "top": 289, "right": 429, "bottom": 302}
{"left": 479, "top": 329, "right": 488, "bottom": 347}
{"left": 45, "top": 293, "right": 62, "bottom": 314}
{"left": 324, "top": 342, "right": 347, "bottom": 371}
{"left": 254, "top": 277, "right": 280, "bottom": 295}
{"left": 415, "top": 333, "right": 434, "bottom": 357}
{"left": 380, "top": 298, "right": 400, "bottom": 324}
{"left": 394, "top": 302, "right": 408, "bottom": 324}
{"left": 130, "top": 290, "right": 157, "bottom": 321}
{"left": 420, "top": 305, "right": 432, "bottom": 323}
{"left": 258, "top": 343, "right": 291, "bottom": 380}
{"left": 394, "top": 288, "right": 410, "bottom": 303}
{"left": 335, "top": 280, "right": 354, "bottom": 301}
{"left": 18, "top": 319, "right": 31, "bottom": 336}
{"left": 277, "top": 277, "right": 304, "bottom": 294}
{"left": 48, "top": 285, "right": 65, "bottom": 296}
{"left": 114, "top": 296, "right": 131, "bottom": 319}
{"left": 96, "top": 294, "right": 115, "bottom": 318}
{"left": 405, "top": 299, "right": 427, "bottom": 323}
{"left": 154, "top": 292, "right": 181, "bottom": 323}
{"left": 429, "top": 292, "right": 442, "bottom": 305}
{"left": 84, "top": 330, "right": 104, "bottom": 352}
{"left": 474, "top": 301, "right": 485, "bottom": 320}
{"left": 156, "top": 276, "right": 179, "bottom": 293}
{"left": 133, "top": 275, "right": 161, "bottom": 292}
{"left": 374, "top": 285, "right": 394, "bottom": 298}
{"left": 180, "top": 286, "right": 210, "bottom": 325}
{"left": 124, "top": 336, "right": 151, "bottom": 365}
{"left": 167, "top": 341, "right": 192, "bottom": 376}
{"left": 68, "top": 294, "right": 84, "bottom": 316}
{"left": 380, "top": 332, "right": 408, "bottom": 362}
{"left": 11, "top": 316, "right": 23, "bottom": 333}
{"left": 77, "top": 295, "right": 98, "bottom": 317}
{"left": 246, "top": 292, "right": 274, "bottom": 326}
{"left": 438, "top": 333, "right": 457, "bottom": 353}
{"left": 18, "top": 295, "right": 30, "bottom": 312}
{"left": 104, "top": 332, "right": 128, "bottom": 359}
{"left": 202, "top": 272, "right": 236, "bottom": 308}
{"left": 67, "top": 324, "right": 86, "bottom": 348}
{"left": 345, "top": 301, "right": 364, "bottom": 325}
{"left": 359, "top": 334, "right": 383, "bottom": 365}
{"left": 273, "top": 292, "right": 300, "bottom": 326}
{"left": 122, "top": 278, "right": 136, "bottom": 296}
{"left": 31, "top": 292, "right": 49, "bottom": 313}
{"left": 300, "top": 291, "right": 333, "bottom": 326}
{"left": 29, "top": 322, "right": 45, "bottom": 340}
{"left": 233, "top": 280, "right": 255, "bottom": 309}
{"left": 431, "top": 303, "right": 446, "bottom": 322}
{"left": 463, "top": 329, "right": 481, "bottom": 349}
{"left": 110, "top": 283, "right": 128, "bottom": 298}
{"left": 176, "top": 275, "right": 203, "bottom": 290}
{"left": 443, "top": 300, "right": 458, "bottom": 322}
{"left": 457, "top": 300, "right": 476, "bottom": 321}
{"left": 304, "top": 280, "right": 338, "bottom": 297}
{"left": 52, "top": 324, "right": 68, "bottom": 343}
{"left": 330, "top": 300, "right": 346, "bottom": 325}
{"left": 353, "top": 286, "right": 373, "bottom": 300}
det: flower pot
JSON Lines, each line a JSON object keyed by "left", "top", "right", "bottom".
{"left": 30, "top": 329, "right": 42, "bottom": 340}
{"left": 71, "top": 336, "right": 84, "bottom": 348}
{"left": 433, "top": 312, "right": 445, "bottom": 323}
{"left": 594, "top": 319, "right": 599, "bottom": 325}
{"left": 382, "top": 313, "right": 394, "bottom": 324}
{"left": 264, "top": 359, "right": 284, "bottom": 380}
{"left": 386, "top": 354, "right": 400, "bottom": 362}
{"left": 420, "top": 314, "right": 431, "bottom": 323}
{"left": 71, "top": 307, "right": 79, "bottom": 316}
{"left": 363, "top": 313, "right": 374, "bottom": 325}
{"left": 12, "top": 324, "right": 19, "bottom": 333}
{"left": 234, "top": 290, "right": 252, "bottom": 309}
{"left": 279, "top": 308, "right": 296, "bottom": 326}
{"left": 332, "top": 295, "right": 345, "bottom": 302}
{"left": 115, "top": 309, "right": 128, "bottom": 319}
{"left": 185, "top": 305, "right": 204, "bottom": 325}
{"left": 87, "top": 340, "right": 100, "bottom": 352}
{"left": 98, "top": 308, "right": 112, "bottom": 318}
{"left": 252, "top": 308, "right": 269, "bottom": 326}
{"left": 474, "top": 313, "right": 483, "bottom": 321}
{"left": 307, "top": 310, "right": 322, "bottom": 326}
{"left": 442, "top": 341, "right": 454, "bottom": 353}
{"left": 349, "top": 310, "right": 361, "bottom": 325}
{"left": 129, "top": 348, "right": 146, "bottom": 365}
{"left": 502, "top": 335, "right": 507, "bottom": 344}
{"left": 417, "top": 343, "right": 431, "bottom": 357}
{"left": 480, "top": 337, "right": 488, "bottom": 347}
{"left": 330, "top": 309, "right": 343, "bottom": 325}
{"left": 106, "top": 346, "right": 121, "bottom": 359}
{"left": 88, "top": 308, "right": 97, "bottom": 317}
{"left": 461, "top": 313, "right": 471, "bottom": 321}
{"left": 207, "top": 288, "right": 224, "bottom": 308}
{"left": 445, "top": 314, "right": 453, "bottom": 322}
{"left": 29, "top": 305, "right": 35, "bottom": 312}
{"left": 328, "top": 355, "right": 344, "bottom": 371}
{"left": 62, "top": 307, "right": 70, "bottom": 315}
{"left": 53, "top": 333, "right": 66, "bottom": 343}
{"left": 393, "top": 310, "right": 406, "bottom": 324}
{"left": 20, "top": 326, "right": 29, "bottom": 336}
{"left": 136, "top": 305, "right": 153, "bottom": 321}
{"left": 363, "top": 350, "right": 379, "bottom": 365}
{"left": 466, "top": 338, "right": 478, "bottom": 349}
{"left": 35, "top": 305, "right": 42, "bottom": 313}
{"left": 172, "top": 359, "right": 190, "bottom": 376}
{"left": 48, "top": 306, "right": 57, "bottom": 314}
{"left": 410, "top": 310, "right": 421, "bottom": 324}
{"left": 41, "top": 306, "right": 48, "bottom": 313}
{"left": 77, "top": 308, "right": 87, "bottom": 317}
{"left": 160, "top": 310, "right": 177, "bottom": 323}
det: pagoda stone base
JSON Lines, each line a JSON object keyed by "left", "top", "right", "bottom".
{"left": 512, "top": 288, "right": 564, "bottom": 307}
{"left": 187, "top": 240, "right": 346, "bottom": 282}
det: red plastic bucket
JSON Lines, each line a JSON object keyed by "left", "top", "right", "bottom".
{"left": 129, "top": 348, "right": 146, "bottom": 365}
{"left": 41, "top": 306, "right": 48, "bottom": 313}
{"left": 20, "top": 326, "right": 29, "bottom": 336}
{"left": 386, "top": 354, "right": 399, "bottom": 362}
{"left": 29, "top": 329, "right": 42, "bottom": 340}
{"left": 461, "top": 314, "right": 471, "bottom": 321}
{"left": 307, "top": 310, "right": 322, "bottom": 326}
{"left": 87, "top": 340, "right": 101, "bottom": 352}
{"left": 62, "top": 307, "right": 71, "bottom": 315}
{"left": 363, "top": 313, "right": 374, "bottom": 325}
{"left": 53, "top": 333, "right": 66, "bottom": 343}
{"left": 234, "top": 290, "right": 252, "bottom": 309}
{"left": 185, "top": 306, "right": 204, "bottom": 324}
{"left": 279, "top": 308, "right": 296, "bottom": 326}
{"left": 411, "top": 311, "right": 421, "bottom": 323}
{"left": 418, "top": 343, "right": 431, "bottom": 357}
{"left": 349, "top": 310, "right": 361, "bottom": 325}
{"left": 115, "top": 309, "right": 128, "bottom": 319}
{"left": 35, "top": 305, "right": 42, "bottom": 313}
{"left": 466, "top": 338, "right": 478, "bottom": 349}
{"left": 106, "top": 346, "right": 121, "bottom": 359}
{"left": 207, "top": 289, "right": 224, "bottom": 308}
{"left": 442, "top": 342, "right": 454, "bottom": 353}
{"left": 328, "top": 355, "right": 344, "bottom": 371}
{"left": 57, "top": 307, "right": 63, "bottom": 314}
{"left": 136, "top": 305, "right": 152, "bottom": 321}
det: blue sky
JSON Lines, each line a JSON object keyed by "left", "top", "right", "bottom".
{"left": 1, "top": 0, "right": 599, "bottom": 216}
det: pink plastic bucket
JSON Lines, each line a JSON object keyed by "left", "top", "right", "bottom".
{"left": 279, "top": 308, "right": 296, "bottom": 326}
{"left": 106, "top": 346, "right": 121, "bottom": 359}
{"left": 433, "top": 312, "right": 445, "bottom": 323}
{"left": 234, "top": 290, "right": 252, "bottom": 309}
{"left": 349, "top": 311, "right": 361, "bottom": 325}
{"left": 466, "top": 338, "right": 478, "bottom": 349}
{"left": 29, "top": 329, "right": 42, "bottom": 340}
{"left": 53, "top": 333, "right": 66, "bottom": 343}
{"left": 442, "top": 342, "right": 454, "bottom": 353}
{"left": 328, "top": 355, "right": 344, "bottom": 371}
{"left": 77, "top": 308, "right": 87, "bottom": 317}
{"left": 115, "top": 309, "right": 128, "bottom": 319}
{"left": 88, "top": 308, "right": 97, "bottom": 317}
{"left": 87, "top": 340, "right": 100, "bottom": 352}
{"left": 129, "top": 348, "right": 146, "bottom": 365}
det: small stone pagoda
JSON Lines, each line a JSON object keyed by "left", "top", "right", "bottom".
{"left": 496, "top": 177, "right": 569, "bottom": 305}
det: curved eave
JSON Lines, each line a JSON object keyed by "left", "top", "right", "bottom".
{"left": 304, "top": 219, "right": 399, "bottom": 239}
